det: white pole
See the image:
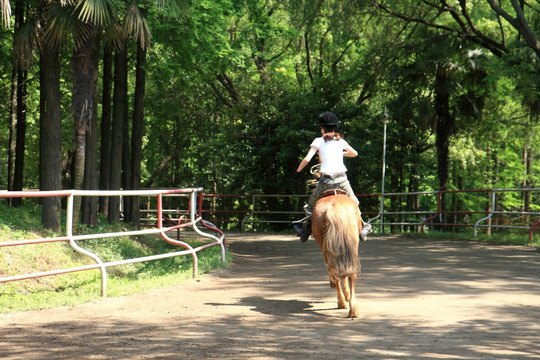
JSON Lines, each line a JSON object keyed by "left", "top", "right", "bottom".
{"left": 380, "top": 107, "right": 389, "bottom": 233}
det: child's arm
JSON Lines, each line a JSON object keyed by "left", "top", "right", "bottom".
{"left": 296, "top": 146, "right": 318, "bottom": 172}
{"left": 344, "top": 146, "right": 358, "bottom": 157}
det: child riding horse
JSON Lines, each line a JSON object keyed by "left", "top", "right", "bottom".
{"left": 294, "top": 111, "right": 370, "bottom": 242}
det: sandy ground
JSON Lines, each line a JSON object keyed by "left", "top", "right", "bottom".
{"left": 0, "top": 232, "right": 539, "bottom": 360}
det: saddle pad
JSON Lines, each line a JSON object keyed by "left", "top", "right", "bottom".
{"left": 319, "top": 189, "right": 348, "bottom": 199}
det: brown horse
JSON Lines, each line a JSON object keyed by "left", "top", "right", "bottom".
{"left": 311, "top": 192, "right": 361, "bottom": 318}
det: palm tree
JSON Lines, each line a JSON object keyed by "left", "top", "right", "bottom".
{"left": 6, "top": 0, "right": 186, "bottom": 229}
{"left": 55, "top": 0, "right": 186, "bottom": 227}
{"left": 6, "top": 0, "right": 63, "bottom": 229}
{"left": 39, "top": 1, "right": 121, "bottom": 228}
{"left": 3, "top": 1, "right": 72, "bottom": 228}
{"left": 39, "top": 39, "right": 63, "bottom": 230}
{"left": 107, "top": 0, "right": 187, "bottom": 224}
{"left": 9, "top": 0, "right": 27, "bottom": 208}
{"left": 126, "top": 3, "right": 151, "bottom": 226}
{"left": 72, "top": 0, "right": 188, "bottom": 226}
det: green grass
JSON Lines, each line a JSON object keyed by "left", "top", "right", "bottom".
{"left": 0, "top": 203, "right": 231, "bottom": 313}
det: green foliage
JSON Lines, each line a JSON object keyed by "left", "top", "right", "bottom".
{"left": 137, "top": 1, "right": 540, "bottom": 234}
{"left": 1, "top": 0, "right": 539, "bottom": 231}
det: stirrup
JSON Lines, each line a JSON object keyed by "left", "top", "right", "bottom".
{"left": 292, "top": 215, "right": 310, "bottom": 225}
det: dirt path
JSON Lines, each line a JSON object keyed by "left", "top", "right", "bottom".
{"left": 0, "top": 233, "right": 539, "bottom": 359}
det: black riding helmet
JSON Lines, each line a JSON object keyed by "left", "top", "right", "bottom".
{"left": 317, "top": 111, "right": 339, "bottom": 129}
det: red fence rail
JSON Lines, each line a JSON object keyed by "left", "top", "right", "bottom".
{"left": 140, "top": 188, "right": 539, "bottom": 243}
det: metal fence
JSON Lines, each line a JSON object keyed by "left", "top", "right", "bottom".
{"left": 2, "top": 187, "right": 535, "bottom": 296}
{"left": 0, "top": 188, "right": 226, "bottom": 296}
{"left": 140, "top": 188, "right": 539, "bottom": 242}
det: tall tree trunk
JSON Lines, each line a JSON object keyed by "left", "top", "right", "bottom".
{"left": 434, "top": 66, "right": 452, "bottom": 192}
{"left": 122, "top": 74, "right": 132, "bottom": 222}
{"left": 434, "top": 63, "right": 454, "bottom": 226}
{"left": 39, "top": 44, "right": 62, "bottom": 231}
{"left": 130, "top": 44, "right": 147, "bottom": 228}
{"left": 71, "top": 30, "right": 98, "bottom": 229}
{"left": 82, "top": 33, "right": 101, "bottom": 226}
{"left": 12, "top": 67, "right": 27, "bottom": 206}
{"left": 407, "top": 173, "right": 419, "bottom": 232}
{"left": 522, "top": 143, "right": 533, "bottom": 223}
{"left": 8, "top": 64, "right": 17, "bottom": 193}
{"left": 108, "top": 44, "right": 128, "bottom": 223}
{"left": 99, "top": 45, "right": 113, "bottom": 217}
{"left": 9, "top": 0, "right": 23, "bottom": 202}
{"left": 522, "top": 111, "right": 536, "bottom": 222}
{"left": 7, "top": 1, "right": 19, "bottom": 194}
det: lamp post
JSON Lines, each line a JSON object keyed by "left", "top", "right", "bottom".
{"left": 379, "top": 107, "right": 389, "bottom": 233}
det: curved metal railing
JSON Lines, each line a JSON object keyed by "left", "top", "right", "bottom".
{"left": 0, "top": 188, "right": 226, "bottom": 296}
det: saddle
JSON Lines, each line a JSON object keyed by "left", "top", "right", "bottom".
{"left": 319, "top": 189, "right": 348, "bottom": 199}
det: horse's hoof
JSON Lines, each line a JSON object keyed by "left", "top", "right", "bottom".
{"left": 348, "top": 306, "right": 359, "bottom": 318}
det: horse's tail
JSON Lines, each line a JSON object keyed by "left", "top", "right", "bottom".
{"left": 322, "top": 202, "right": 360, "bottom": 283}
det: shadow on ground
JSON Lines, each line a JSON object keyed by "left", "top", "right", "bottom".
{"left": 0, "top": 233, "right": 538, "bottom": 359}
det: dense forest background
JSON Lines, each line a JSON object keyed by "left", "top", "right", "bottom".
{"left": 0, "top": 0, "right": 538, "bottom": 230}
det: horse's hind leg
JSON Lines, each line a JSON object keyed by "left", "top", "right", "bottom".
{"left": 348, "top": 274, "right": 359, "bottom": 318}
{"left": 342, "top": 277, "right": 351, "bottom": 302}
{"left": 335, "top": 279, "right": 348, "bottom": 309}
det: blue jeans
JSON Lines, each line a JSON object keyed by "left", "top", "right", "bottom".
{"left": 305, "top": 176, "right": 360, "bottom": 213}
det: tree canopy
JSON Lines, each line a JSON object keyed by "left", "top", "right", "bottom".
{"left": 0, "top": 0, "right": 538, "bottom": 229}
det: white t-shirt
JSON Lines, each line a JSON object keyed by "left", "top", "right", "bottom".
{"left": 310, "top": 137, "right": 350, "bottom": 174}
